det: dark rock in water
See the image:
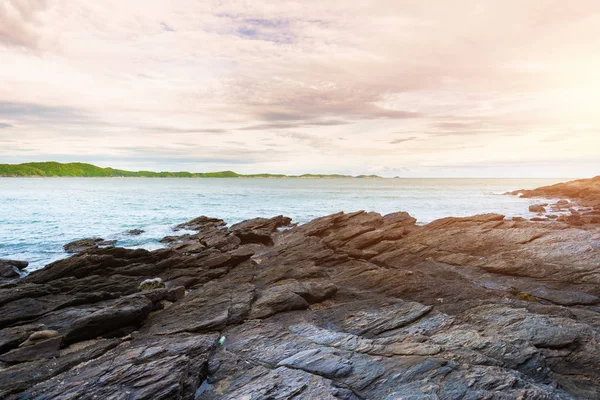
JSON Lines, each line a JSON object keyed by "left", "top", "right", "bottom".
{"left": 510, "top": 177, "right": 600, "bottom": 226}
{"left": 0, "top": 260, "right": 28, "bottom": 280}
{"left": 63, "top": 238, "right": 116, "bottom": 253}
{"left": 0, "top": 259, "right": 28, "bottom": 270}
{"left": 2, "top": 206, "right": 600, "bottom": 399}
{"left": 0, "top": 266, "right": 20, "bottom": 279}
{"left": 529, "top": 204, "right": 546, "bottom": 213}
{"left": 127, "top": 229, "right": 145, "bottom": 235}
{"left": 174, "top": 215, "right": 226, "bottom": 231}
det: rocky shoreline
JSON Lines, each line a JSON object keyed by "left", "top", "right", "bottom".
{"left": 508, "top": 176, "right": 600, "bottom": 226}
{"left": 1, "top": 178, "right": 600, "bottom": 399}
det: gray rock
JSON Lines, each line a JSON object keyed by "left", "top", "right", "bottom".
{"left": 63, "top": 237, "right": 116, "bottom": 253}
{"left": 1, "top": 207, "right": 600, "bottom": 399}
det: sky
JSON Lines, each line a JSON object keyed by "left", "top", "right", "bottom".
{"left": 1, "top": 0, "right": 600, "bottom": 177}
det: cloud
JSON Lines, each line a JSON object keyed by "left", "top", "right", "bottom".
{"left": 238, "top": 119, "right": 349, "bottom": 131}
{"left": 160, "top": 22, "right": 175, "bottom": 33}
{"left": 0, "top": 102, "right": 90, "bottom": 123}
{"left": 390, "top": 137, "right": 417, "bottom": 144}
{"left": 139, "top": 126, "right": 228, "bottom": 134}
{"left": 276, "top": 132, "right": 330, "bottom": 148}
{"left": 1, "top": 1, "right": 600, "bottom": 176}
{"left": 0, "top": 122, "right": 13, "bottom": 129}
{"left": 0, "top": 0, "right": 47, "bottom": 48}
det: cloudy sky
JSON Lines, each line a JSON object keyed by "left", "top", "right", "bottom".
{"left": 1, "top": 0, "right": 600, "bottom": 177}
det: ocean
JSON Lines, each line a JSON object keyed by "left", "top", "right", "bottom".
{"left": 1, "top": 177, "right": 565, "bottom": 271}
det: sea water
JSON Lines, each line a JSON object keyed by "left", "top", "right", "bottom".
{"left": 0, "top": 177, "right": 565, "bottom": 271}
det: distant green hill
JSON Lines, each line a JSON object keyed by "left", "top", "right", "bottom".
{"left": 0, "top": 162, "right": 383, "bottom": 178}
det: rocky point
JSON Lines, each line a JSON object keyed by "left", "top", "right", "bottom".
{"left": 1, "top": 178, "right": 600, "bottom": 399}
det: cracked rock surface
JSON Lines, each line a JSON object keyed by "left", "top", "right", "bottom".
{"left": 1, "top": 209, "right": 600, "bottom": 399}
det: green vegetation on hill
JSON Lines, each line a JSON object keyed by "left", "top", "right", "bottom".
{"left": 0, "top": 162, "right": 382, "bottom": 178}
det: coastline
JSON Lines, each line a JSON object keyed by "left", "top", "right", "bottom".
{"left": 1, "top": 176, "right": 599, "bottom": 398}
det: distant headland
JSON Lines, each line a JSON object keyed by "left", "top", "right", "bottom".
{"left": 0, "top": 162, "right": 382, "bottom": 179}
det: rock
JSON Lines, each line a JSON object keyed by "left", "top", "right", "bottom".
{"left": 174, "top": 216, "right": 226, "bottom": 231}
{"left": 0, "top": 259, "right": 28, "bottom": 280}
{"left": 0, "top": 259, "right": 28, "bottom": 270}
{"left": 20, "top": 330, "right": 60, "bottom": 347}
{"left": 277, "top": 348, "right": 353, "bottom": 378}
{"left": 0, "top": 324, "right": 46, "bottom": 354}
{"left": 167, "top": 285, "right": 186, "bottom": 301}
{"left": 530, "top": 287, "right": 600, "bottom": 306}
{"left": 127, "top": 229, "right": 145, "bottom": 235}
{"left": 0, "top": 336, "right": 62, "bottom": 363}
{"left": 557, "top": 213, "right": 583, "bottom": 226}
{"left": 0, "top": 264, "right": 20, "bottom": 279}
{"left": 138, "top": 277, "right": 165, "bottom": 291}
{"left": 510, "top": 177, "right": 600, "bottom": 226}
{"left": 508, "top": 287, "right": 537, "bottom": 302}
{"left": 230, "top": 215, "right": 292, "bottom": 245}
{"left": 63, "top": 237, "right": 116, "bottom": 253}
{"left": 249, "top": 286, "right": 310, "bottom": 319}
{"left": 529, "top": 204, "right": 546, "bottom": 213}
{"left": 1, "top": 204, "right": 600, "bottom": 399}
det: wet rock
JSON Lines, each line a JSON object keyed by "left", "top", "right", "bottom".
{"left": 174, "top": 216, "right": 226, "bottom": 231}
{"left": 0, "top": 264, "right": 20, "bottom": 279}
{"left": 529, "top": 204, "right": 546, "bottom": 213}
{"left": 127, "top": 229, "right": 145, "bottom": 235}
{"left": 0, "top": 259, "right": 28, "bottom": 270}
{"left": 0, "top": 259, "right": 28, "bottom": 280}
{"left": 63, "top": 237, "right": 116, "bottom": 253}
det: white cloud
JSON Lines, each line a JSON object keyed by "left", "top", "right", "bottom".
{"left": 1, "top": 0, "right": 600, "bottom": 176}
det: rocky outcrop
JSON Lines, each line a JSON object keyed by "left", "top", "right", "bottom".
{"left": 1, "top": 210, "right": 600, "bottom": 399}
{"left": 0, "top": 260, "right": 28, "bottom": 280}
{"left": 62, "top": 237, "right": 116, "bottom": 253}
{"left": 510, "top": 176, "right": 600, "bottom": 202}
{"left": 510, "top": 176, "right": 600, "bottom": 226}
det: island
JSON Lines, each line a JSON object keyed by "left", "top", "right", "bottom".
{"left": 0, "top": 176, "right": 599, "bottom": 399}
{"left": 0, "top": 162, "right": 382, "bottom": 179}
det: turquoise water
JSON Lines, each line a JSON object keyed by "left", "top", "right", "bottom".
{"left": 0, "top": 177, "right": 564, "bottom": 271}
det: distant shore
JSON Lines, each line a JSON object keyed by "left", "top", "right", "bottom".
{"left": 0, "top": 161, "right": 382, "bottom": 179}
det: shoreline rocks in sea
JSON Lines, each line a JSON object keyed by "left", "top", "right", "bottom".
{"left": 0, "top": 176, "right": 599, "bottom": 399}
{"left": 62, "top": 237, "right": 117, "bottom": 253}
{"left": 509, "top": 175, "right": 600, "bottom": 225}
{"left": 0, "top": 260, "right": 28, "bottom": 280}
